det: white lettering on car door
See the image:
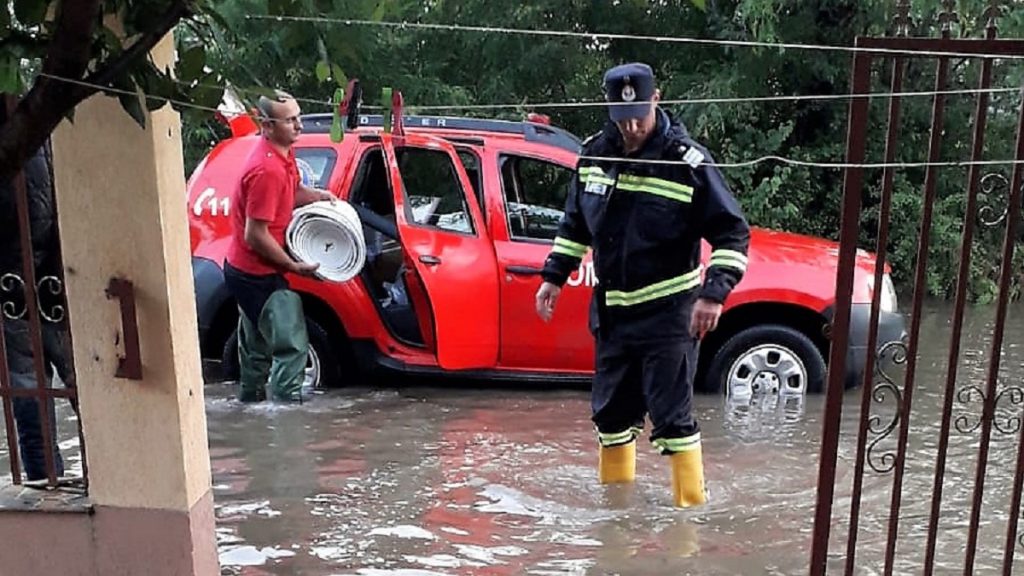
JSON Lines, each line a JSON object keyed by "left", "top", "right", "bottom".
{"left": 566, "top": 261, "right": 598, "bottom": 288}
{"left": 192, "top": 187, "right": 231, "bottom": 217}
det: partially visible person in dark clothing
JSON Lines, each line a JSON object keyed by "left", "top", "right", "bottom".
{"left": 537, "top": 63, "right": 750, "bottom": 508}
{"left": 0, "top": 102, "right": 76, "bottom": 482}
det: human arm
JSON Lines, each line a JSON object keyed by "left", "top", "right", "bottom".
{"left": 537, "top": 163, "right": 593, "bottom": 321}
{"left": 243, "top": 218, "right": 318, "bottom": 276}
{"left": 241, "top": 168, "right": 319, "bottom": 276}
{"left": 687, "top": 147, "right": 751, "bottom": 337}
{"left": 294, "top": 181, "right": 335, "bottom": 207}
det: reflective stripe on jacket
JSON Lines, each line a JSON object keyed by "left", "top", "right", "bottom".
{"left": 542, "top": 108, "right": 750, "bottom": 336}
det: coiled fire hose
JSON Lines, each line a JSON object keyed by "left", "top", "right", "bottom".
{"left": 286, "top": 200, "right": 367, "bottom": 282}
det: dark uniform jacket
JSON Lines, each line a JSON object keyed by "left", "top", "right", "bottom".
{"left": 0, "top": 146, "right": 59, "bottom": 277}
{"left": 541, "top": 108, "right": 751, "bottom": 339}
{"left": 0, "top": 145, "right": 66, "bottom": 320}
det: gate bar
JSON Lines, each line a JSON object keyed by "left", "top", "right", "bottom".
{"left": 856, "top": 37, "right": 1024, "bottom": 57}
{"left": 880, "top": 46, "right": 951, "bottom": 576}
{"left": 844, "top": 54, "right": 906, "bottom": 576}
{"left": 924, "top": 40, "right": 996, "bottom": 576}
{"left": 809, "top": 45, "right": 873, "bottom": 576}
{"left": 0, "top": 388, "right": 77, "bottom": 399}
{"left": 0, "top": 299, "right": 22, "bottom": 485}
{"left": 0, "top": 95, "right": 23, "bottom": 484}
{"left": 1000, "top": 83, "right": 1024, "bottom": 576}
{"left": 960, "top": 80, "right": 1024, "bottom": 575}
{"left": 962, "top": 96, "right": 1024, "bottom": 575}
{"left": 8, "top": 93, "right": 59, "bottom": 486}
{"left": 41, "top": 130, "right": 86, "bottom": 489}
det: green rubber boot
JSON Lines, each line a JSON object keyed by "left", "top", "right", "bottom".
{"left": 259, "top": 290, "right": 309, "bottom": 402}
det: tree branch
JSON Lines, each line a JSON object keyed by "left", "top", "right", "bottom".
{"left": 41, "top": 0, "right": 103, "bottom": 78}
{"left": 84, "top": 1, "right": 194, "bottom": 94}
{"left": 0, "top": 0, "right": 103, "bottom": 182}
{"left": 0, "top": 1, "right": 193, "bottom": 183}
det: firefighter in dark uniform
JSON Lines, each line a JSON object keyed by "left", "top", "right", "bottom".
{"left": 536, "top": 63, "right": 750, "bottom": 507}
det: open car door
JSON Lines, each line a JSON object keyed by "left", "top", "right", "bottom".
{"left": 380, "top": 133, "right": 500, "bottom": 370}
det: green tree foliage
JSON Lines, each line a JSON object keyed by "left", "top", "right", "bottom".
{"left": 1, "top": 1, "right": 208, "bottom": 182}
{"left": 189, "top": 0, "right": 1023, "bottom": 302}
{"left": 3, "top": 1, "right": 1023, "bottom": 302}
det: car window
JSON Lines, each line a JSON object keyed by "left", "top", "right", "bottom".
{"left": 457, "top": 149, "right": 484, "bottom": 222}
{"left": 499, "top": 155, "right": 573, "bottom": 241}
{"left": 295, "top": 147, "right": 338, "bottom": 188}
{"left": 397, "top": 148, "right": 475, "bottom": 235}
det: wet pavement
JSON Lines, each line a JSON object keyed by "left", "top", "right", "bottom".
{"left": 203, "top": 301, "right": 1024, "bottom": 575}
{"left": 206, "top": 383, "right": 816, "bottom": 575}
{"left": 6, "top": 301, "right": 1024, "bottom": 575}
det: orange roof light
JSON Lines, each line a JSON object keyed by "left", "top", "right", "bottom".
{"left": 526, "top": 112, "right": 551, "bottom": 125}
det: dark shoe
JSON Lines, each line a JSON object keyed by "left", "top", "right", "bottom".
{"left": 238, "top": 387, "right": 267, "bottom": 403}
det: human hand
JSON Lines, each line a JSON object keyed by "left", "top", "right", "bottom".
{"left": 535, "top": 282, "right": 562, "bottom": 322}
{"left": 319, "top": 190, "right": 336, "bottom": 203}
{"left": 690, "top": 298, "right": 723, "bottom": 338}
{"left": 290, "top": 261, "right": 321, "bottom": 277}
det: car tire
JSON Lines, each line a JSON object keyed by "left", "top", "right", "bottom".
{"left": 219, "top": 316, "right": 345, "bottom": 389}
{"left": 305, "top": 317, "right": 343, "bottom": 389}
{"left": 704, "top": 324, "right": 825, "bottom": 396}
{"left": 221, "top": 328, "right": 240, "bottom": 382}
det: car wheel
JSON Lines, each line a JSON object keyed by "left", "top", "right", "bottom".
{"left": 705, "top": 324, "right": 825, "bottom": 396}
{"left": 304, "top": 318, "right": 342, "bottom": 390}
{"left": 221, "top": 329, "right": 240, "bottom": 382}
{"left": 220, "top": 316, "right": 344, "bottom": 390}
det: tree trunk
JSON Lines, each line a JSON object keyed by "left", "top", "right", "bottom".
{"left": 0, "top": 0, "right": 102, "bottom": 182}
{"left": 0, "top": 0, "right": 190, "bottom": 183}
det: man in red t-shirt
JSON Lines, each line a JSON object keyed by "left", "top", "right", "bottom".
{"left": 223, "top": 90, "right": 334, "bottom": 403}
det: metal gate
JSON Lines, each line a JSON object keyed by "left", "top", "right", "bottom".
{"left": 0, "top": 94, "right": 86, "bottom": 492}
{"left": 812, "top": 2, "right": 1024, "bottom": 574}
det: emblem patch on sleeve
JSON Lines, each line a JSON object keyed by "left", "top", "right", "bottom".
{"left": 678, "top": 146, "right": 705, "bottom": 168}
{"left": 584, "top": 179, "right": 608, "bottom": 195}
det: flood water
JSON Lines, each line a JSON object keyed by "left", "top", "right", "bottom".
{"left": 6, "top": 301, "right": 1024, "bottom": 575}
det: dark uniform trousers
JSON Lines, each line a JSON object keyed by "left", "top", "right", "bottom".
{"left": 592, "top": 333, "right": 699, "bottom": 450}
{"left": 541, "top": 108, "right": 749, "bottom": 459}
{"left": 542, "top": 104, "right": 748, "bottom": 503}
{"left": 588, "top": 293, "right": 702, "bottom": 453}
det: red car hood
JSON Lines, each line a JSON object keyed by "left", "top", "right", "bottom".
{"left": 748, "top": 227, "right": 881, "bottom": 275}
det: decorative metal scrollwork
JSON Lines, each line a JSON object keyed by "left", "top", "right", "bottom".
{"left": 978, "top": 173, "right": 1010, "bottom": 226}
{"left": 955, "top": 385, "right": 986, "bottom": 434}
{"left": 993, "top": 386, "right": 1024, "bottom": 435}
{"left": 0, "top": 274, "right": 26, "bottom": 320}
{"left": 0, "top": 273, "right": 67, "bottom": 323}
{"left": 983, "top": 2, "right": 1007, "bottom": 34}
{"left": 954, "top": 383, "right": 1024, "bottom": 435}
{"left": 866, "top": 340, "right": 908, "bottom": 474}
{"left": 939, "top": 0, "right": 960, "bottom": 35}
{"left": 893, "top": 0, "right": 914, "bottom": 37}
{"left": 36, "top": 276, "right": 66, "bottom": 323}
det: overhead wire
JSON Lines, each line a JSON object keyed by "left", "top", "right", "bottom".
{"left": 245, "top": 14, "right": 1024, "bottom": 61}
{"left": 578, "top": 154, "right": 1024, "bottom": 170}
{"left": 393, "top": 86, "right": 1024, "bottom": 111}
{"left": 32, "top": 59, "right": 1024, "bottom": 171}
{"left": 170, "top": 74, "right": 1024, "bottom": 112}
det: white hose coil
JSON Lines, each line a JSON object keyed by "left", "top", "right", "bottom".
{"left": 286, "top": 200, "right": 366, "bottom": 282}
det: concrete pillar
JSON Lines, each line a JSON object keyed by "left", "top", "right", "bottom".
{"left": 29, "top": 32, "right": 217, "bottom": 574}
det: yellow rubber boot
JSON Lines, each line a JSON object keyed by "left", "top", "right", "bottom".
{"left": 670, "top": 447, "right": 707, "bottom": 508}
{"left": 598, "top": 442, "right": 636, "bottom": 484}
